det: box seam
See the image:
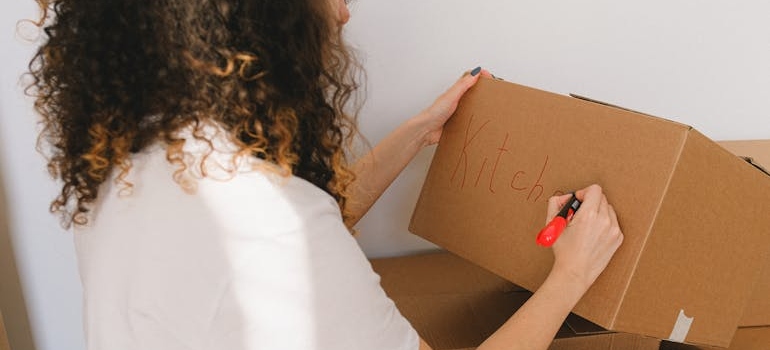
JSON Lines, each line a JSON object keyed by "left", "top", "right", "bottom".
{"left": 607, "top": 128, "right": 691, "bottom": 330}
{"left": 568, "top": 94, "right": 692, "bottom": 130}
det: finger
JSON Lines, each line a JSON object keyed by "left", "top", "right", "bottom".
{"left": 599, "top": 194, "right": 609, "bottom": 215}
{"left": 575, "top": 184, "right": 603, "bottom": 213}
{"left": 447, "top": 67, "right": 483, "bottom": 99}
{"left": 608, "top": 204, "right": 619, "bottom": 228}
{"left": 607, "top": 204, "right": 624, "bottom": 247}
{"left": 546, "top": 193, "right": 574, "bottom": 221}
{"left": 460, "top": 66, "right": 482, "bottom": 78}
{"left": 549, "top": 193, "right": 573, "bottom": 208}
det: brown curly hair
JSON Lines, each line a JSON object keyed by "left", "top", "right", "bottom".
{"left": 27, "top": 0, "right": 361, "bottom": 228}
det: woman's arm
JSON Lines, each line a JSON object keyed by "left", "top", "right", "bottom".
{"left": 419, "top": 185, "right": 623, "bottom": 350}
{"left": 345, "top": 68, "right": 486, "bottom": 226}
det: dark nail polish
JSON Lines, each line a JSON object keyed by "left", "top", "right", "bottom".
{"left": 470, "top": 66, "right": 481, "bottom": 76}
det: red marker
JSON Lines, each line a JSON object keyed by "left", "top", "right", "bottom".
{"left": 536, "top": 193, "right": 581, "bottom": 247}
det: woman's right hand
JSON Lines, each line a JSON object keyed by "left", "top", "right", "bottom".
{"left": 547, "top": 184, "right": 624, "bottom": 292}
{"left": 466, "top": 184, "right": 623, "bottom": 350}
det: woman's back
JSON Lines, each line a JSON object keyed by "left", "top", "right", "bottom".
{"left": 74, "top": 132, "right": 417, "bottom": 350}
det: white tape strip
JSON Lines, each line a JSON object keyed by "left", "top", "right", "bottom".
{"left": 667, "top": 309, "right": 694, "bottom": 343}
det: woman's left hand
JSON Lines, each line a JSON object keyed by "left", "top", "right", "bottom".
{"left": 414, "top": 66, "right": 491, "bottom": 147}
{"left": 345, "top": 67, "right": 492, "bottom": 226}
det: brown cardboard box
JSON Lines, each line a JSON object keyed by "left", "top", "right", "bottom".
{"left": 718, "top": 140, "right": 770, "bottom": 327}
{"left": 370, "top": 251, "right": 660, "bottom": 350}
{"left": 660, "top": 326, "right": 770, "bottom": 350}
{"left": 409, "top": 77, "right": 770, "bottom": 347}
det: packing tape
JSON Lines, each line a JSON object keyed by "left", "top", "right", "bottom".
{"left": 667, "top": 309, "right": 694, "bottom": 343}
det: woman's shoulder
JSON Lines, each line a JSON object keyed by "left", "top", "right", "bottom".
{"left": 77, "top": 150, "right": 344, "bottom": 265}
{"left": 90, "top": 122, "right": 342, "bottom": 231}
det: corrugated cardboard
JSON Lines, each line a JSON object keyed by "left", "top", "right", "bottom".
{"left": 660, "top": 326, "right": 770, "bottom": 350}
{"left": 409, "top": 77, "right": 770, "bottom": 347}
{"left": 370, "top": 251, "right": 659, "bottom": 350}
{"left": 718, "top": 140, "right": 770, "bottom": 327}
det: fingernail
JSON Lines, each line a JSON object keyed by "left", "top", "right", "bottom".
{"left": 470, "top": 66, "right": 481, "bottom": 76}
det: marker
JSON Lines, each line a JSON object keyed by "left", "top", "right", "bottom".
{"left": 536, "top": 193, "right": 581, "bottom": 247}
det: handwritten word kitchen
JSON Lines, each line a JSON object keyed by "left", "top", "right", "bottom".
{"left": 448, "top": 114, "right": 563, "bottom": 202}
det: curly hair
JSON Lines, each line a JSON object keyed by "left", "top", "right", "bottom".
{"left": 27, "top": 0, "right": 362, "bottom": 228}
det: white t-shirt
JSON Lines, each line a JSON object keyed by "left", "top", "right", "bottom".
{"left": 73, "top": 129, "right": 418, "bottom": 350}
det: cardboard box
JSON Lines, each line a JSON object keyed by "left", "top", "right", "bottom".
{"left": 718, "top": 140, "right": 770, "bottom": 327}
{"left": 370, "top": 251, "right": 660, "bottom": 350}
{"left": 409, "top": 77, "right": 770, "bottom": 347}
{"left": 660, "top": 326, "right": 770, "bottom": 350}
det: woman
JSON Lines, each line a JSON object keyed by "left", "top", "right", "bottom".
{"left": 28, "top": 0, "right": 623, "bottom": 349}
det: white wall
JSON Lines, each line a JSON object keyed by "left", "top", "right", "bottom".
{"left": 1, "top": 2, "right": 85, "bottom": 350}
{"left": 1, "top": 1, "right": 769, "bottom": 349}
{"left": 347, "top": 0, "right": 770, "bottom": 257}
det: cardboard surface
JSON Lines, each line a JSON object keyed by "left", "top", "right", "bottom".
{"left": 0, "top": 169, "right": 36, "bottom": 350}
{"left": 0, "top": 311, "right": 8, "bottom": 350}
{"left": 713, "top": 327, "right": 770, "bottom": 350}
{"left": 718, "top": 140, "right": 770, "bottom": 171}
{"left": 550, "top": 333, "right": 662, "bottom": 350}
{"left": 660, "top": 326, "right": 770, "bottom": 350}
{"left": 409, "top": 78, "right": 770, "bottom": 347}
{"left": 371, "top": 251, "right": 659, "bottom": 350}
{"left": 718, "top": 140, "right": 770, "bottom": 327}
{"left": 372, "top": 251, "right": 526, "bottom": 350}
